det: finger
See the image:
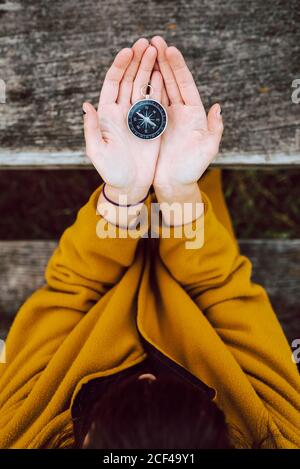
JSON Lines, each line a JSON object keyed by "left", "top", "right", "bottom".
{"left": 150, "top": 36, "right": 182, "bottom": 105}
{"left": 117, "top": 38, "right": 149, "bottom": 105}
{"left": 161, "top": 85, "right": 170, "bottom": 107}
{"left": 166, "top": 46, "right": 204, "bottom": 110}
{"left": 207, "top": 103, "right": 224, "bottom": 149}
{"left": 149, "top": 70, "right": 163, "bottom": 102}
{"left": 131, "top": 45, "right": 157, "bottom": 103}
{"left": 99, "top": 48, "right": 133, "bottom": 106}
{"left": 153, "top": 59, "right": 170, "bottom": 106}
{"left": 153, "top": 60, "right": 160, "bottom": 72}
{"left": 83, "top": 102, "right": 105, "bottom": 161}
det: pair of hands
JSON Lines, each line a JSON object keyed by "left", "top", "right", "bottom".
{"left": 83, "top": 36, "right": 223, "bottom": 217}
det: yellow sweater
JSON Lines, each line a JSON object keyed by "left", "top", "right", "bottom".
{"left": 0, "top": 171, "right": 299, "bottom": 448}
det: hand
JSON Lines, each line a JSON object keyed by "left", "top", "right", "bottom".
{"left": 83, "top": 38, "right": 163, "bottom": 205}
{"left": 150, "top": 36, "right": 224, "bottom": 205}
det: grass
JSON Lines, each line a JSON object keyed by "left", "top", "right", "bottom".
{"left": 0, "top": 169, "right": 299, "bottom": 240}
{"left": 222, "top": 169, "right": 300, "bottom": 239}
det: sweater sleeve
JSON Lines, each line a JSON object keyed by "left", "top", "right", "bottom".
{"left": 0, "top": 184, "right": 148, "bottom": 374}
{"left": 158, "top": 190, "right": 300, "bottom": 447}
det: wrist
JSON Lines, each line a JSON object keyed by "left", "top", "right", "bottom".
{"left": 97, "top": 184, "right": 149, "bottom": 230}
{"left": 154, "top": 182, "right": 203, "bottom": 227}
{"left": 103, "top": 184, "right": 150, "bottom": 206}
{"left": 154, "top": 182, "right": 202, "bottom": 205}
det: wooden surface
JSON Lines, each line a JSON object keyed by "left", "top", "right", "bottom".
{"left": 0, "top": 150, "right": 300, "bottom": 169}
{"left": 0, "top": 0, "right": 299, "bottom": 168}
{"left": 0, "top": 239, "right": 299, "bottom": 344}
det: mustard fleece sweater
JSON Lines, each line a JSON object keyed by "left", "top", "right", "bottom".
{"left": 0, "top": 172, "right": 299, "bottom": 448}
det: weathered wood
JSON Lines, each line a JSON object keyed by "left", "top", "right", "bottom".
{"left": 0, "top": 150, "right": 300, "bottom": 169}
{"left": 238, "top": 240, "right": 300, "bottom": 342}
{"left": 0, "top": 240, "right": 299, "bottom": 344}
{"left": 0, "top": 0, "right": 299, "bottom": 167}
{"left": 0, "top": 240, "right": 57, "bottom": 322}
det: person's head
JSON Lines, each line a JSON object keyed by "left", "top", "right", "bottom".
{"left": 77, "top": 370, "right": 232, "bottom": 449}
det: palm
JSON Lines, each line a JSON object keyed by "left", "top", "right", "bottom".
{"left": 150, "top": 37, "right": 223, "bottom": 193}
{"left": 94, "top": 103, "right": 160, "bottom": 189}
{"left": 154, "top": 104, "right": 214, "bottom": 188}
{"left": 83, "top": 41, "right": 163, "bottom": 197}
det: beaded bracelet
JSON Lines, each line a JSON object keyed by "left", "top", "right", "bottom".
{"left": 102, "top": 183, "right": 149, "bottom": 207}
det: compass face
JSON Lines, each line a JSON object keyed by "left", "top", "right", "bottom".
{"left": 127, "top": 99, "right": 167, "bottom": 140}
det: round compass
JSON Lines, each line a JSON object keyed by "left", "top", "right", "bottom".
{"left": 127, "top": 85, "right": 168, "bottom": 140}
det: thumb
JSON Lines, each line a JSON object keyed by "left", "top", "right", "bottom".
{"left": 82, "top": 102, "right": 105, "bottom": 161}
{"left": 207, "top": 103, "right": 224, "bottom": 142}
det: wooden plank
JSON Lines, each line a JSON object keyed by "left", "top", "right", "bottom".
{"left": 0, "top": 240, "right": 299, "bottom": 343}
{"left": 0, "top": 240, "right": 57, "bottom": 322}
{"left": 238, "top": 240, "right": 300, "bottom": 342}
{"left": 0, "top": 0, "right": 299, "bottom": 167}
{"left": 0, "top": 150, "right": 300, "bottom": 169}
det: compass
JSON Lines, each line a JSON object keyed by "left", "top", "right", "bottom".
{"left": 127, "top": 84, "right": 168, "bottom": 140}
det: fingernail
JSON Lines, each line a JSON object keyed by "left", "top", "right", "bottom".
{"left": 216, "top": 104, "right": 222, "bottom": 117}
{"left": 82, "top": 103, "right": 88, "bottom": 115}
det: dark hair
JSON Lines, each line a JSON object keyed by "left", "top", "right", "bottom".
{"left": 78, "top": 371, "right": 232, "bottom": 449}
{"left": 45, "top": 369, "right": 275, "bottom": 449}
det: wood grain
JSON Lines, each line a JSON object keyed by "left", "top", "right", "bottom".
{"left": 0, "top": 239, "right": 299, "bottom": 344}
{"left": 0, "top": 0, "right": 299, "bottom": 167}
{"left": 0, "top": 150, "right": 300, "bottom": 169}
